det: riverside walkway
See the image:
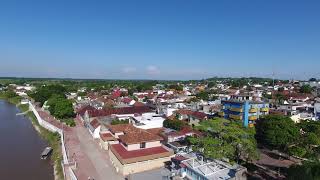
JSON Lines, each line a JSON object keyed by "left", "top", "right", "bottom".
{"left": 35, "top": 107, "right": 122, "bottom": 180}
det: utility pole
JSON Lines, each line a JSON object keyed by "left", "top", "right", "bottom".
{"left": 272, "top": 71, "right": 275, "bottom": 87}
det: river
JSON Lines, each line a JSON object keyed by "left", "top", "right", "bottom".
{"left": 0, "top": 100, "right": 54, "bottom": 180}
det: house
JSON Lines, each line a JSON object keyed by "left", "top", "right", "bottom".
{"left": 120, "top": 97, "right": 135, "bottom": 106}
{"left": 278, "top": 102, "right": 310, "bottom": 116}
{"left": 291, "top": 113, "right": 315, "bottom": 123}
{"left": 107, "top": 124, "right": 174, "bottom": 175}
{"left": 162, "top": 127, "right": 201, "bottom": 143}
{"left": 171, "top": 153, "right": 247, "bottom": 180}
{"left": 99, "top": 131, "right": 118, "bottom": 150}
{"left": 131, "top": 113, "right": 166, "bottom": 129}
{"left": 174, "top": 109, "right": 208, "bottom": 126}
{"left": 78, "top": 106, "right": 153, "bottom": 123}
{"left": 87, "top": 118, "right": 101, "bottom": 138}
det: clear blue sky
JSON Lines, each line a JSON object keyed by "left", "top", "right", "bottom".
{"left": 0, "top": 0, "right": 319, "bottom": 80}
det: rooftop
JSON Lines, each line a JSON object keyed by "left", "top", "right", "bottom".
{"left": 110, "top": 144, "right": 173, "bottom": 164}
{"left": 108, "top": 124, "right": 163, "bottom": 144}
{"left": 221, "top": 99, "right": 268, "bottom": 104}
{"left": 180, "top": 154, "right": 243, "bottom": 180}
{"left": 79, "top": 106, "right": 153, "bottom": 117}
{"left": 100, "top": 132, "right": 117, "bottom": 142}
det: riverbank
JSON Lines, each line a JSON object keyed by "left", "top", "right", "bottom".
{"left": 0, "top": 95, "right": 64, "bottom": 180}
{"left": 0, "top": 93, "right": 22, "bottom": 105}
{"left": 27, "top": 111, "right": 64, "bottom": 180}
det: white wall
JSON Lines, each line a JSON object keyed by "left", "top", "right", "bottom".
{"left": 146, "top": 141, "right": 161, "bottom": 148}
{"left": 29, "top": 102, "right": 78, "bottom": 180}
{"left": 127, "top": 143, "right": 140, "bottom": 151}
{"left": 93, "top": 126, "right": 101, "bottom": 139}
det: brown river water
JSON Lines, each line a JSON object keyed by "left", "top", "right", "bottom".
{"left": 0, "top": 100, "right": 54, "bottom": 180}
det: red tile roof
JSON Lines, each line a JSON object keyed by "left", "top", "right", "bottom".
{"left": 176, "top": 109, "right": 207, "bottom": 120}
{"left": 176, "top": 109, "right": 193, "bottom": 115}
{"left": 192, "top": 111, "right": 207, "bottom": 119}
{"left": 108, "top": 124, "right": 163, "bottom": 144}
{"left": 133, "top": 102, "right": 145, "bottom": 107}
{"left": 111, "top": 144, "right": 170, "bottom": 160}
{"left": 84, "top": 106, "right": 152, "bottom": 117}
{"left": 100, "top": 132, "right": 117, "bottom": 142}
{"left": 89, "top": 119, "right": 100, "bottom": 129}
{"left": 121, "top": 97, "right": 132, "bottom": 104}
{"left": 112, "top": 90, "right": 121, "bottom": 98}
{"left": 145, "top": 128, "right": 164, "bottom": 135}
{"left": 77, "top": 105, "right": 96, "bottom": 115}
{"left": 166, "top": 127, "right": 202, "bottom": 138}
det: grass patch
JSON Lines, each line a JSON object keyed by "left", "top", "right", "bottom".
{"left": 26, "top": 111, "right": 64, "bottom": 180}
{"left": 7, "top": 96, "right": 22, "bottom": 105}
{"left": 18, "top": 104, "right": 29, "bottom": 112}
{"left": 0, "top": 92, "right": 6, "bottom": 99}
{"left": 0, "top": 92, "right": 22, "bottom": 105}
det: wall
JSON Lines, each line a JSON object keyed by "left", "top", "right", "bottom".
{"left": 93, "top": 126, "right": 101, "bottom": 139}
{"left": 114, "top": 132, "right": 124, "bottom": 138}
{"left": 125, "top": 141, "right": 161, "bottom": 151}
{"left": 146, "top": 141, "right": 161, "bottom": 148}
{"left": 109, "top": 150, "right": 171, "bottom": 176}
{"left": 127, "top": 143, "right": 140, "bottom": 151}
{"left": 29, "top": 102, "right": 78, "bottom": 180}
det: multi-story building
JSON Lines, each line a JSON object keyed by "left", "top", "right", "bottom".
{"left": 219, "top": 100, "right": 269, "bottom": 127}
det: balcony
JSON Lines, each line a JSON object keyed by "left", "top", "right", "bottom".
{"left": 218, "top": 112, "right": 225, "bottom": 117}
{"left": 249, "top": 116, "right": 257, "bottom": 121}
{"left": 260, "top": 107, "right": 269, "bottom": 112}
{"left": 249, "top": 108, "right": 257, "bottom": 113}
{"left": 229, "top": 107, "right": 243, "bottom": 113}
{"left": 229, "top": 114, "right": 242, "bottom": 120}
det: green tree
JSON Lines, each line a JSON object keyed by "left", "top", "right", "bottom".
{"left": 287, "top": 162, "right": 320, "bottom": 180}
{"left": 256, "top": 115, "right": 300, "bottom": 150}
{"left": 111, "top": 119, "right": 129, "bottom": 125}
{"left": 288, "top": 146, "right": 307, "bottom": 157}
{"left": 4, "top": 90, "right": 17, "bottom": 98}
{"left": 29, "top": 84, "right": 66, "bottom": 105}
{"left": 189, "top": 118, "right": 259, "bottom": 163}
{"left": 207, "top": 81, "right": 216, "bottom": 88}
{"left": 300, "top": 85, "right": 312, "bottom": 93}
{"left": 196, "top": 91, "right": 209, "bottom": 101}
{"left": 51, "top": 99, "right": 74, "bottom": 119}
{"left": 168, "top": 84, "right": 183, "bottom": 91}
{"left": 163, "top": 119, "right": 184, "bottom": 131}
{"left": 299, "top": 121, "right": 320, "bottom": 136}
{"left": 309, "top": 78, "right": 317, "bottom": 82}
{"left": 77, "top": 91, "right": 87, "bottom": 97}
{"left": 274, "top": 93, "right": 287, "bottom": 104}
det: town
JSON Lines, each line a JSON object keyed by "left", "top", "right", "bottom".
{"left": 1, "top": 77, "right": 320, "bottom": 180}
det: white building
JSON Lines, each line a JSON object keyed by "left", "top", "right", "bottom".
{"left": 132, "top": 113, "right": 166, "bottom": 129}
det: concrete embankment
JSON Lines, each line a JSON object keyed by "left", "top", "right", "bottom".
{"left": 28, "top": 102, "right": 78, "bottom": 180}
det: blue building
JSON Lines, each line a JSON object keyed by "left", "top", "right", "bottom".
{"left": 219, "top": 100, "right": 269, "bottom": 127}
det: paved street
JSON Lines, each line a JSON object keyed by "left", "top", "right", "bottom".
{"left": 73, "top": 118, "right": 123, "bottom": 180}
{"left": 37, "top": 108, "right": 122, "bottom": 180}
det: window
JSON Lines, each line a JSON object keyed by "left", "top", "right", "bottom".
{"left": 140, "top": 142, "right": 146, "bottom": 148}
